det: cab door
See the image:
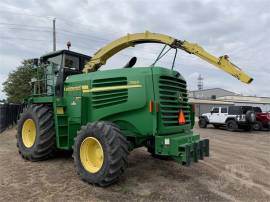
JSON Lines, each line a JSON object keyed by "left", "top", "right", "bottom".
{"left": 219, "top": 107, "right": 228, "bottom": 123}
{"left": 209, "top": 107, "right": 220, "bottom": 123}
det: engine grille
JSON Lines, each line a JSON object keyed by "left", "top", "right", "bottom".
{"left": 159, "top": 75, "right": 190, "bottom": 126}
{"left": 92, "top": 77, "right": 128, "bottom": 109}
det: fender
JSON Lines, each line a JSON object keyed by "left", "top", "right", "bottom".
{"left": 225, "top": 117, "right": 236, "bottom": 123}
{"left": 199, "top": 115, "right": 209, "bottom": 123}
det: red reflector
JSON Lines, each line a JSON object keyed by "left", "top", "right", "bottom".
{"left": 149, "top": 100, "right": 153, "bottom": 113}
{"left": 178, "top": 110, "right": 186, "bottom": 125}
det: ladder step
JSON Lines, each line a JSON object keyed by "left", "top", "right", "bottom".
{"left": 57, "top": 114, "right": 67, "bottom": 117}
{"left": 58, "top": 124, "right": 68, "bottom": 127}
{"left": 59, "top": 133, "right": 68, "bottom": 137}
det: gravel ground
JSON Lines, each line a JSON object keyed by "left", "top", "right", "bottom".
{"left": 0, "top": 125, "right": 269, "bottom": 202}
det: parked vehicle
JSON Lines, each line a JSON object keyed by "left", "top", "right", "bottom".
{"left": 199, "top": 106, "right": 256, "bottom": 131}
{"left": 252, "top": 107, "right": 270, "bottom": 130}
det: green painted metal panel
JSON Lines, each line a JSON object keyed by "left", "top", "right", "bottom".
{"left": 29, "top": 65, "right": 207, "bottom": 161}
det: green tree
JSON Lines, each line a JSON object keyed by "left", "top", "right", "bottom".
{"left": 3, "top": 60, "right": 36, "bottom": 103}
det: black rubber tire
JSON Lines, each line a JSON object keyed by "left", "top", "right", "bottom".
{"left": 253, "top": 121, "right": 262, "bottom": 131}
{"left": 17, "top": 104, "right": 56, "bottom": 161}
{"left": 246, "top": 110, "right": 256, "bottom": 123}
{"left": 226, "top": 120, "right": 238, "bottom": 132}
{"left": 73, "top": 121, "right": 129, "bottom": 187}
{"left": 199, "top": 118, "right": 207, "bottom": 128}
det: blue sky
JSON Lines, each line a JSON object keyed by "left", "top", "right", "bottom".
{"left": 0, "top": 0, "right": 269, "bottom": 99}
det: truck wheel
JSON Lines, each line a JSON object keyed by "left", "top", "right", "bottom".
{"left": 226, "top": 120, "right": 238, "bottom": 132}
{"left": 73, "top": 121, "right": 129, "bottom": 187}
{"left": 199, "top": 118, "right": 207, "bottom": 128}
{"left": 253, "top": 121, "right": 262, "bottom": 131}
{"left": 17, "top": 104, "right": 56, "bottom": 161}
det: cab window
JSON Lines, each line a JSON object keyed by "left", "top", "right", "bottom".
{"left": 64, "top": 54, "right": 79, "bottom": 69}
{"left": 253, "top": 107, "right": 262, "bottom": 113}
{"left": 47, "top": 54, "right": 62, "bottom": 66}
{"left": 212, "top": 108, "right": 219, "bottom": 113}
{"left": 221, "top": 107, "right": 228, "bottom": 113}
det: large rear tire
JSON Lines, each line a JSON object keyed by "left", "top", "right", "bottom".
{"left": 226, "top": 120, "right": 238, "bottom": 132}
{"left": 73, "top": 121, "right": 129, "bottom": 187}
{"left": 17, "top": 104, "right": 56, "bottom": 161}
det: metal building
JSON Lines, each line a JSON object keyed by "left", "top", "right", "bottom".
{"left": 188, "top": 88, "right": 270, "bottom": 116}
{"left": 189, "top": 88, "right": 238, "bottom": 100}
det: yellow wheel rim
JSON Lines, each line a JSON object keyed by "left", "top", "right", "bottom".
{"left": 22, "top": 119, "right": 36, "bottom": 148}
{"left": 80, "top": 137, "right": 104, "bottom": 173}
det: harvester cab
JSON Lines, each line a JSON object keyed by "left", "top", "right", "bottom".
{"left": 32, "top": 50, "right": 91, "bottom": 96}
{"left": 18, "top": 31, "right": 253, "bottom": 187}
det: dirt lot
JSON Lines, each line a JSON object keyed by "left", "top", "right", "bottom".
{"left": 0, "top": 125, "right": 269, "bottom": 202}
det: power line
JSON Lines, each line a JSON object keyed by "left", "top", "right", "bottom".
{"left": 0, "top": 27, "right": 193, "bottom": 64}
{"left": 57, "top": 29, "right": 110, "bottom": 43}
{"left": 0, "top": 22, "right": 51, "bottom": 29}
{"left": 0, "top": 21, "right": 194, "bottom": 64}
{"left": 0, "top": 36, "right": 52, "bottom": 42}
{"left": 0, "top": 24, "right": 107, "bottom": 43}
{"left": 0, "top": 27, "right": 51, "bottom": 33}
{"left": 0, "top": 10, "right": 52, "bottom": 19}
{"left": 56, "top": 18, "right": 121, "bottom": 37}
{"left": 0, "top": 22, "right": 169, "bottom": 56}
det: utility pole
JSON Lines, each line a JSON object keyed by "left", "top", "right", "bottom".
{"left": 53, "top": 18, "right": 56, "bottom": 51}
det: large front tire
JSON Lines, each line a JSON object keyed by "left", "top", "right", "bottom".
{"left": 17, "top": 104, "right": 56, "bottom": 161}
{"left": 73, "top": 121, "right": 129, "bottom": 187}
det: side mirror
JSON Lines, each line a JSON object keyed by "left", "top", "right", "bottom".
{"left": 210, "top": 111, "right": 213, "bottom": 114}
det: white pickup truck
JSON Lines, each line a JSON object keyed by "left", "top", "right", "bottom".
{"left": 198, "top": 106, "right": 256, "bottom": 131}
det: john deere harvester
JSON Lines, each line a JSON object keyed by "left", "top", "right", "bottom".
{"left": 17, "top": 32, "right": 253, "bottom": 186}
